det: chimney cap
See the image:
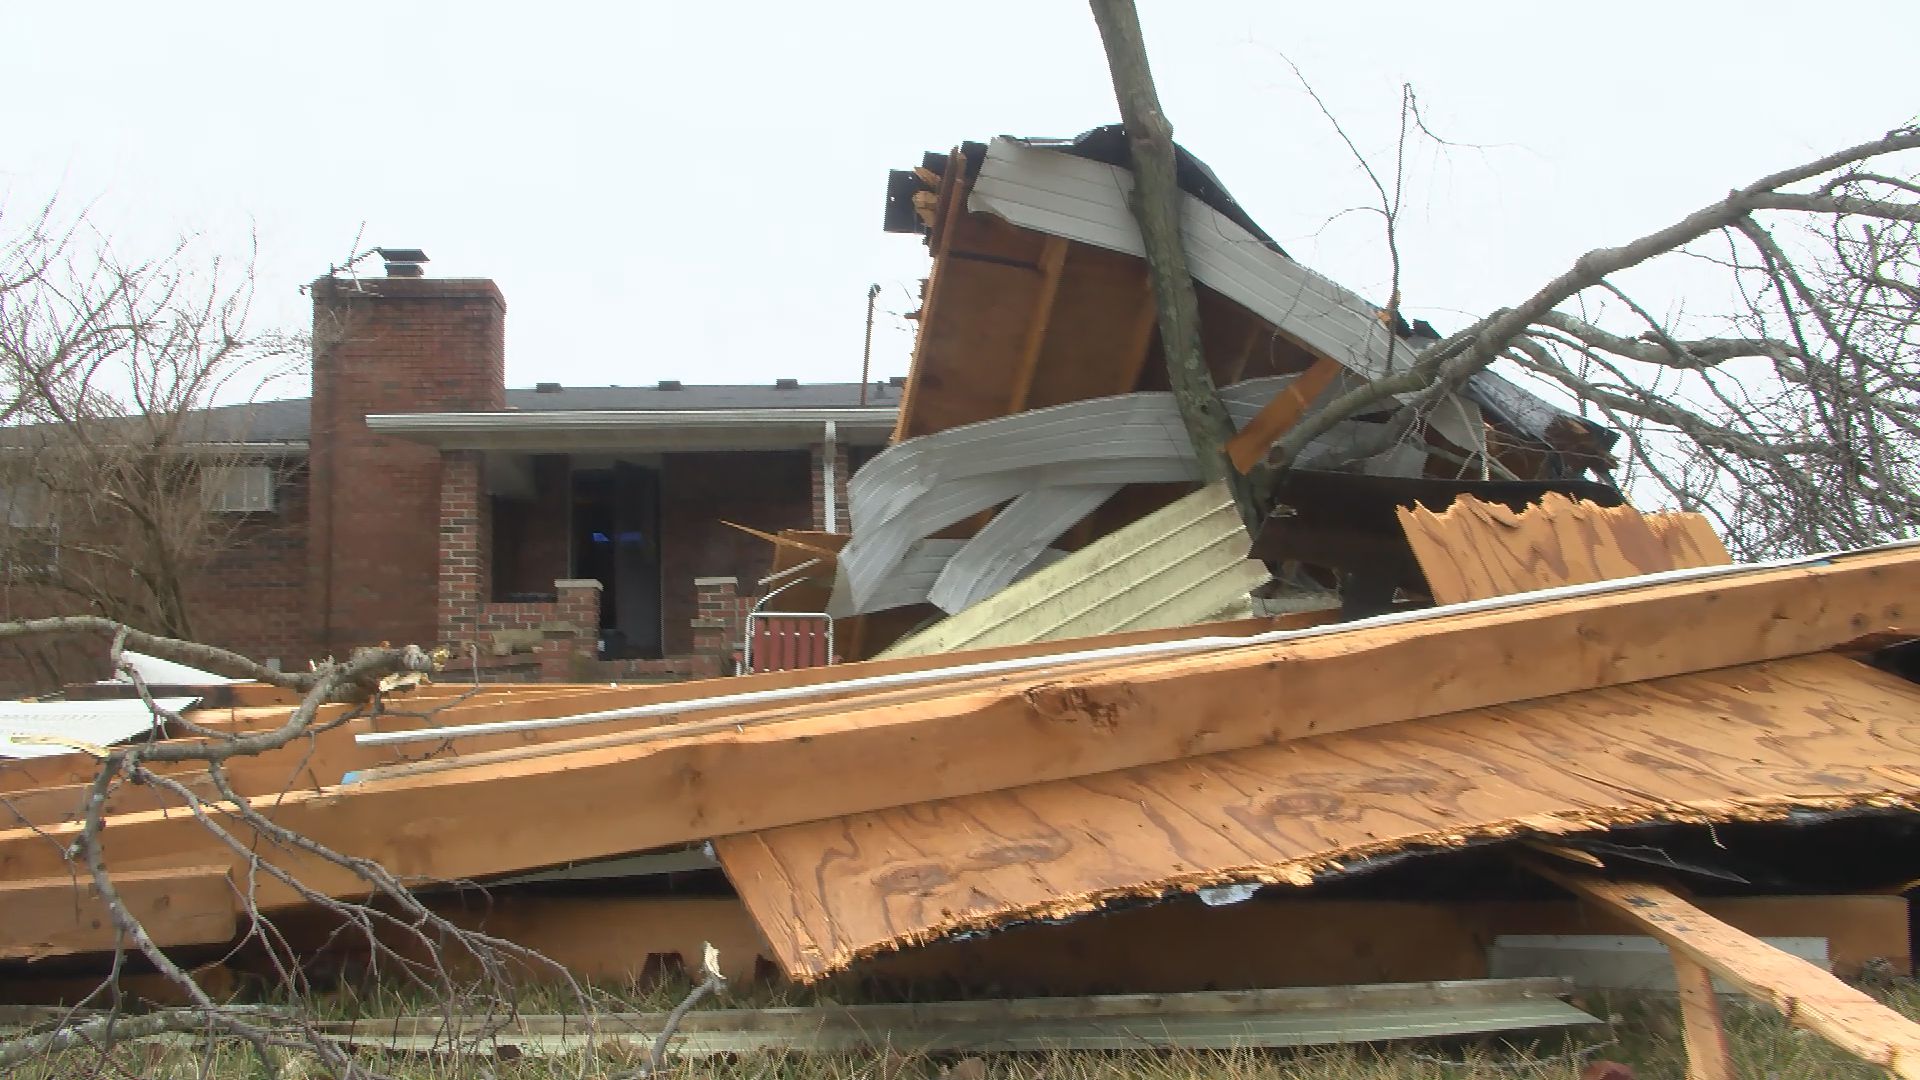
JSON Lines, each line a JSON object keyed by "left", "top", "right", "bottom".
{"left": 376, "top": 247, "right": 429, "bottom": 277}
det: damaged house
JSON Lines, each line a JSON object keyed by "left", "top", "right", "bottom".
{"left": 4, "top": 130, "right": 1920, "bottom": 1072}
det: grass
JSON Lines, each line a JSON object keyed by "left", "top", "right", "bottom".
{"left": 8, "top": 979, "right": 1918, "bottom": 1080}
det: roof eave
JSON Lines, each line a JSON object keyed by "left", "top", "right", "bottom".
{"left": 365, "top": 409, "right": 899, "bottom": 452}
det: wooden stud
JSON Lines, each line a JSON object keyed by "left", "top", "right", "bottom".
{"left": 1670, "top": 950, "right": 1738, "bottom": 1080}
{"left": 1006, "top": 236, "right": 1072, "bottom": 414}
{"left": 1223, "top": 355, "right": 1342, "bottom": 474}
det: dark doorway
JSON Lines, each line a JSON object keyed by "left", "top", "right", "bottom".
{"left": 571, "top": 463, "right": 664, "bottom": 659}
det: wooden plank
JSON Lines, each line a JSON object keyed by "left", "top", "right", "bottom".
{"left": 1398, "top": 492, "right": 1731, "bottom": 604}
{"left": 720, "top": 653, "right": 1920, "bottom": 979}
{"left": 1528, "top": 862, "right": 1920, "bottom": 1079}
{"left": 0, "top": 865, "right": 235, "bottom": 960}
{"left": 1224, "top": 355, "right": 1342, "bottom": 474}
{"left": 0, "top": 617, "right": 1303, "bottom": 831}
{"left": 1671, "top": 950, "right": 1738, "bottom": 1080}
{"left": 1005, "top": 235, "right": 1070, "bottom": 413}
{"left": 0, "top": 549, "right": 1915, "bottom": 918}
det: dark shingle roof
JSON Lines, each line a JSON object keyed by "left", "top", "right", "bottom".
{"left": 176, "top": 381, "right": 904, "bottom": 444}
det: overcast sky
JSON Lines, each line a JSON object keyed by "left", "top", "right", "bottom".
{"left": 8, "top": 2, "right": 1917, "bottom": 398}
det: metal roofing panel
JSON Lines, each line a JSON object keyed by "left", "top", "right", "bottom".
{"left": 926, "top": 484, "right": 1120, "bottom": 614}
{"left": 831, "top": 376, "right": 1420, "bottom": 616}
{"left": 321, "top": 979, "right": 1593, "bottom": 1056}
{"left": 0, "top": 697, "right": 200, "bottom": 759}
{"left": 881, "top": 482, "right": 1264, "bottom": 658}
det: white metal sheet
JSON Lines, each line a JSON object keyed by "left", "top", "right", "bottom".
{"left": 0, "top": 697, "right": 201, "bottom": 759}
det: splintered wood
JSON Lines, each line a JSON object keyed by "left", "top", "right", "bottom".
{"left": 716, "top": 653, "right": 1920, "bottom": 980}
{"left": 1531, "top": 863, "right": 1920, "bottom": 1079}
{"left": 1398, "top": 492, "right": 1730, "bottom": 604}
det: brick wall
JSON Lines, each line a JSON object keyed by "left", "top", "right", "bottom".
{"left": 309, "top": 276, "right": 505, "bottom": 657}
{"left": 657, "top": 451, "right": 808, "bottom": 656}
{"left": 0, "top": 460, "right": 317, "bottom": 695}
{"left": 185, "top": 461, "right": 315, "bottom": 668}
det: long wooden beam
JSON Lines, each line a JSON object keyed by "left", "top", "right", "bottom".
{"left": 0, "top": 865, "right": 235, "bottom": 960}
{"left": 1529, "top": 861, "right": 1920, "bottom": 1079}
{"left": 0, "top": 617, "right": 1303, "bottom": 829}
{"left": 0, "top": 547, "right": 1914, "bottom": 912}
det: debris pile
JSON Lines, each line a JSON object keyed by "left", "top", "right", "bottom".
{"left": 4, "top": 131, "right": 1920, "bottom": 1074}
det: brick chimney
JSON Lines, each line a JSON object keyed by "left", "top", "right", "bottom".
{"left": 308, "top": 262, "right": 506, "bottom": 657}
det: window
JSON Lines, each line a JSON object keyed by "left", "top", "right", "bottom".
{"left": 0, "top": 484, "right": 57, "bottom": 578}
{"left": 204, "top": 465, "right": 276, "bottom": 513}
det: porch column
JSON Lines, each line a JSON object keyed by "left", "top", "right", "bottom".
{"left": 437, "top": 449, "right": 491, "bottom": 650}
{"left": 808, "top": 442, "right": 850, "bottom": 532}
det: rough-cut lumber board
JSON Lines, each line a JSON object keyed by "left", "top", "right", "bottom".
{"left": 0, "top": 865, "right": 235, "bottom": 960}
{"left": 1531, "top": 863, "right": 1920, "bottom": 1079}
{"left": 0, "top": 619, "right": 1299, "bottom": 830}
{"left": 718, "top": 653, "right": 1920, "bottom": 979}
{"left": 1225, "top": 355, "right": 1341, "bottom": 473}
{"left": 1399, "top": 492, "right": 1730, "bottom": 604}
{"left": 1, "top": 548, "right": 1915, "bottom": 922}
{"left": 313, "top": 979, "right": 1593, "bottom": 1057}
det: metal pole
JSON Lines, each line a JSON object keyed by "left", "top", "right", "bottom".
{"left": 859, "top": 283, "right": 880, "bottom": 405}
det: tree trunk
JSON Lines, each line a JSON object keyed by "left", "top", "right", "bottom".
{"left": 1088, "top": 0, "right": 1264, "bottom": 530}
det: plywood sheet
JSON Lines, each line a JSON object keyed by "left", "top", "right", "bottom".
{"left": 717, "top": 653, "right": 1920, "bottom": 980}
{"left": 1399, "top": 492, "right": 1730, "bottom": 604}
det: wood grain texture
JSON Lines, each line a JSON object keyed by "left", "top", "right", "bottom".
{"left": 1670, "top": 950, "right": 1736, "bottom": 1080}
{"left": 1225, "top": 356, "right": 1341, "bottom": 474}
{"left": 1532, "top": 864, "right": 1920, "bottom": 1079}
{"left": 1398, "top": 493, "right": 1730, "bottom": 604}
{"left": 717, "top": 654, "right": 1920, "bottom": 980}
{"left": 0, "top": 864, "right": 235, "bottom": 960}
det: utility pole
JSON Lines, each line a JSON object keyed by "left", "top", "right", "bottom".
{"left": 860, "top": 283, "right": 880, "bottom": 405}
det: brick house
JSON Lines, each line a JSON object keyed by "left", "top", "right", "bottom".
{"left": 0, "top": 266, "right": 897, "bottom": 690}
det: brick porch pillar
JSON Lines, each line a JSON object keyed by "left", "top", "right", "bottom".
{"left": 535, "top": 578, "right": 604, "bottom": 681}
{"left": 691, "top": 576, "right": 743, "bottom": 677}
{"left": 437, "top": 450, "right": 489, "bottom": 651}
